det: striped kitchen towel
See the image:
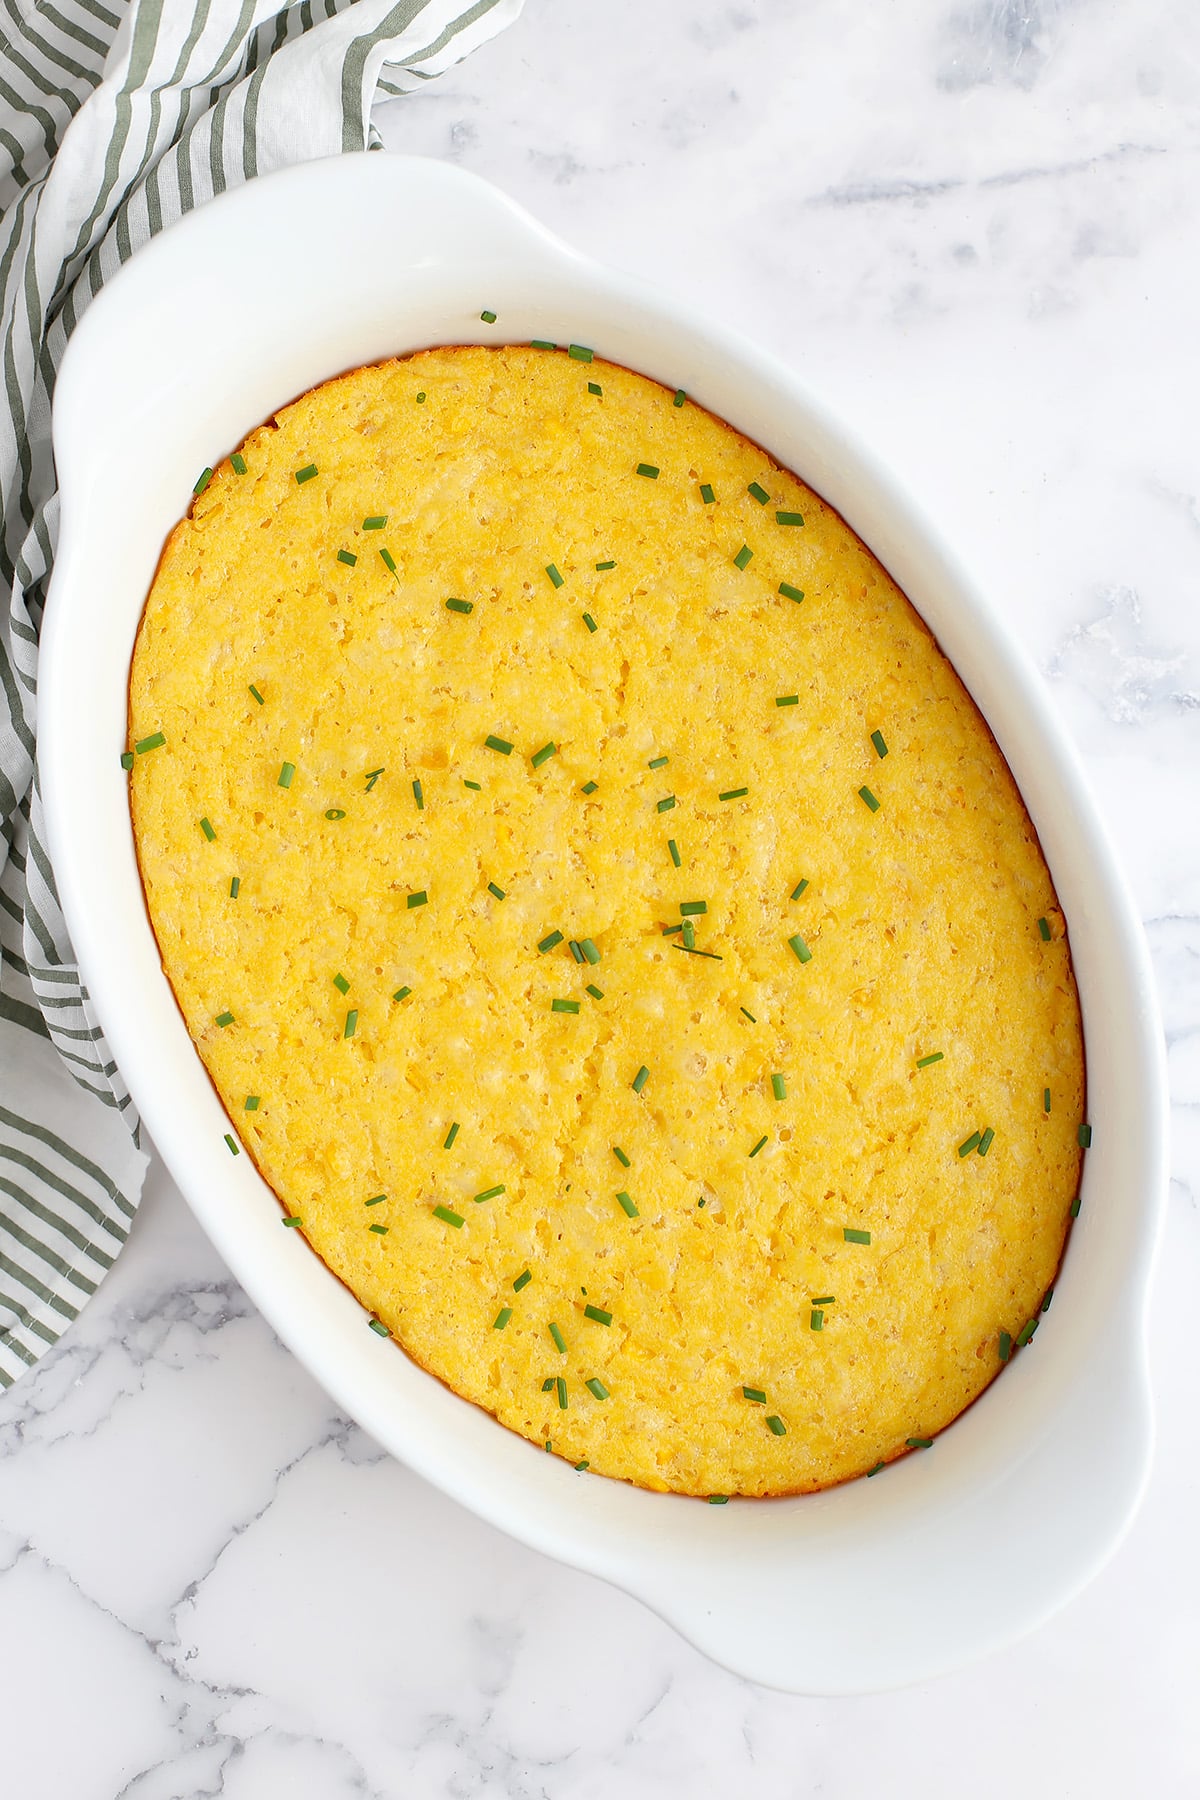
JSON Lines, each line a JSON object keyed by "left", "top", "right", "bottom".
{"left": 0, "top": 0, "right": 522, "bottom": 1388}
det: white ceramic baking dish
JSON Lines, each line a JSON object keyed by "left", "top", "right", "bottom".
{"left": 41, "top": 154, "right": 1167, "bottom": 1694}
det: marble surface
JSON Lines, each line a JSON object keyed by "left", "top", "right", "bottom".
{"left": 5, "top": 0, "right": 1200, "bottom": 1791}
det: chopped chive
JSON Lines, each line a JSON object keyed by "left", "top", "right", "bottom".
{"left": 673, "top": 388, "right": 686, "bottom": 407}
{"left": 719, "top": 787, "right": 748, "bottom": 801}
{"left": 194, "top": 467, "right": 213, "bottom": 495}
{"left": 531, "top": 741, "right": 557, "bottom": 768}
{"left": 790, "top": 880, "right": 810, "bottom": 903}
{"left": 433, "top": 1204, "right": 464, "bottom": 1228}
{"left": 776, "top": 510, "right": 804, "bottom": 526}
{"left": 393, "top": 986, "right": 412, "bottom": 1002}
{"left": 120, "top": 751, "right": 134, "bottom": 770}
{"left": 584, "top": 1304, "right": 612, "bottom": 1326}
{"left": 443, "top": 1122, "right": 460, "bottom": 1149}
{"left": 1041, "top": 1287, "right": 1054, "bottom": 1313}
{"left": 870, "top": 729, "right": 889, "bottom": 759}
{"left": 575, "top": 1460, "right": 590, "bottom": 1471}
{"left": 568, "top": 940, "right": 584, "bottom": 963}
{"left": 662, "top": 923, "right": 683, "bottom": 936}
{"left": 977, "top": 1127, "right": 995, "bottom": 1157}
{"left": 843, "top": 1228, "right": 871, "bottom": 1245}
{"left": 295, "top": 463, "right": 318, "bottom": 483}
{"left": 586, "top": 1377, "right": 610, "bottom": 1401}
{"left": 582, "top": 780, "right": 599, "bottom": 795}
{"left": 748, "top": 1135, "right": 768, "bottom": 1158}
{"left": 616, "top": 1191, "right": 639, "bottom": 1218}
{"left": 445, "top": 597, "right": 474, "bottom": 614}
{"left": 474, "top": 1185, "right": 505, "bottom": 1204}
{"left": 365, "top": 768, "right": 384, "bottom": 790}
{"left": 582, "top": 612, "right": 599, "bottom": 632}
{"left": 766, "top": 1415, "right": 787, "bottom": 1436}
{"left": 230, "top": 453, "right": 247, "bottom": 475}
{"left": 733, "top": 545, "right": 753, "bottom": 571}
{"left": 742, "top": 1386, "right": 767, "bottom": 1404}
{"left": 513, "top": 1269, "right": 532, "bottom": 1292}
{"left": 771, "top": 1074, "right": 787, "bottom": 1101}
{"left": 485, "top": 734, "right": 513, "bottom": 755}
{"left": 216, "top": 1011, "right": 234, "bottom": 1028}
{"left": 998, "top": 1331, "right": 1012, "bottom": 1362}
{"left": 333, "top": 973, "right": 350, "bottom": 995}
{"left": 585, "top": 983, "right": 604, "bottom": 999}
{"left": 673, "top": 945, "right": 723, "bottom": 960}
{"left": 906, "top": 1436, "right": 933, "bottom": 1450}
{"left": 277, "top": 761, "right": 295, "bottom": 789}
{"left": 748, "top": 482, "right": 770, "bottom": 505}
{"left": 866, "top": 1462, "right": 885, "bottom": 1478}
{"left": 199, "top": 816, "right": 216, "bottom": 842}
{"left": 244, "top": 1095, "right": 259, "bottom": 1111}
{"left": 680, "top": 920, "right": 695, "bottom": 946}
{"left": 858, "top": 785, "right": 880, "bottom": 812}
{"left": 668, "top": 838, "right": 682, "bottom": 867}
{"left": 283, "top": 1217, "right": 303, "bottom": 1229}
{"left": 568, "top": 343, "right": 594, "bottom": 361}
{"left": 588, "top": 381, "right": 602, "bottom": 396}
{"left": 248, "top": 684, "right": 264, "bottom": 705}
{"left": 464, "top": 779, "right": 481, "bottom": 791}
{"left": 595, "top": 561, "right": 617, "bottom": 575}
{"left": 958, "top": 1131, "right": 982, "bottom": 1157}
{"left": 365, "top": 1194, "right": 386, "bottom": 1206}
{"left": 740, "top": 1007, "right": 757, "bottom": 1023}
{"left": 636, "top": 463, "right": 659, "bottom": 478}
{"left": 480, "top": 309, "right": 497, "bottom": 323}
{"left": 811, "top": 1295, "right": 835, "bottom": 1306}
{"left": 699, "top": 482, "right": 716, "bottom": 504}
{"left": 788, "top": 934, "right": 812, "bottom": 964}
{"left": 407, "top": 890, "right": 428, "bottom": 909}
{"left": 224, "top": 1134, "right": 239, "bottom": 1156}
{"left": 368, "top": 1318, "right": 391, "bottom": 1337}
{"left": 679, "top": 901, "right": 707, "bottom": 916}
{"left": 916, "top": 1052, "right": 944, "bottom": 1069}
{"left": 531, "top": 339, "right": 556, "bottom": 350}
{"left": 494, "top": 1307, "right": 512, "bottom": 1329}
{"left": 324, "top": 808, "right": 346, "bottom": 821}
{"left": 135, "top": 731, "right": 166, "bottom": 754}
{"left": 549, "top": 1323, "right": 567, "bottom": 1354}
{"left": 416, "top": 392, "right": 426, "bottom": 403}
{"left": 380, "top": 548, "right": 397, "bottom": 574}
{"left": 1044, "top": 1087, "right": 1052, "bottom": 1113}
{"left": 556, "top": 1376, "right": 568, "bottom": 1409}
{"left": 648, "top": 755, "right": 669, "bottom": 770}
{"left": 708, "top": 1494, "right": 729, "bottom": 1504}
{"left": 343, "top": 1010, "right": 358, "bottom": 1038}
{"left": 1016, "top": 1319, "right": 1038, "bottom": 1347}
{"left": 363, "top": 515, "right": 387, "bottom": 530}
{"left": 538, "top": 930, "right": 564, "bottom": 953}
{"left": 369, "top": 1222, "right": 389, "bottom": 1235}
{"left": 487, "top": 881, "right": 506, "bottom": 900}
{"left": 778, "top": 581, "right": 805, "bottom": 603}
{"left": 810, "top": 1308, "right": 824, "bottom": 1331}
{"left": 1078, "top": 1123, "right": 1092, "bottom": 1148}
{"left": 337, "top": 549, "right": 357, "bottom": 567}
{"left": 613, "top": 1146, "right": 631, "bottom": 1168}
{"left": 1038, "top": 916, "right": 1052, "bottom": 941}
{"left": 411, "top": 779, "right": 424, "bottom": 812}
{"left": 579, "top": 938, "right": 601, "bottom": 964}
{"left": 775, "top": 694, "right": 799, "bottom": 708}
{"left": 545, "top": 563, "right": 565, "bottom": 589}
{"left": 656, "top": 795, "right": 676, "bottom": 812}
{"left": 632, "top": 1065, "right": 649, "bottom": 1094}
{"left": 552, "top": 998, "right": 580, "bottom": 1014}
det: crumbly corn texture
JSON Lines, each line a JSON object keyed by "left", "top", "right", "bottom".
{"left": 129, "top": 346, "right": 1084, "bottom": 1496}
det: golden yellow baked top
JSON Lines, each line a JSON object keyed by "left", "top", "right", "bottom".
{"left": 128, "top": 344, "right": 1084, "bottom": 1496}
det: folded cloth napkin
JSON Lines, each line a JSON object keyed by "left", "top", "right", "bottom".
{"left": 0, "top": 0, "right": 522, "bottom": 1389}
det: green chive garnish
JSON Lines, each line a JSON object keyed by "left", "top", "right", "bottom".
{"left": 613, "top": 1146, "right": 631, "bottom": 1168}
{"left": 733, "top": 545, "right": 753, "bottom": 571}
{"left": 958, "top": 1131, "right": 982, "bottom": 1157}
{"left": 748, "top": 1135, "right": 768, "bottom": 1158}
{"left": 344, "top": 1010, "right": 358, "bottom": 1038}
{"left": 708, "top": 1494, "right": 729, "bottom": 1504}
{"left": 368, "top": 1318, "right": 391, "bottom": 1337}
{"left": 333, "top": 972, "right": 350, "bottom": 994}
{"left": 588, "top": 382, "right": 602, "bottom": 396}
{"left": 363, "top": 515, "right": 387, "bottom": 530}
{"left": 977, "top": 1127, "right": 995, "bottom": 1156}
{"left": 585, "top": 984, "right": 604, "bottom": 999}
{"left": 194, "top": 467, "right": 213, "bottom": 495}
{"left": 719, "top": 787, "right": 748, "bottom": 801}
{"left": 568, "top": 343, "right": 593, "bottom": 362}
{"left": 393, "top": 986, "right": 412, "bottom": 1002}
{"left": 549, "top": 1322, "right": 567, "bottom": 1354}
{"left": 585, "top": 1377, "right": 610, "bottom": 1400}
{"left": 788, "top": 933, "right": 812, "bottom": 964}
{"left": 198, "top": 816, "right": 215, "bottom": 842}
{"left": 1038, "top": 916, "right": 1052, "bottom": 941}
{"left": 595, "top": 559, "right": 616, "bottom": 570}
{"left": 480, "top": 309, "right": 497, "bottom": 323}
{"left": 416, "top": 392, "right": 426, "bottom": 403}
{"left": 539, "top": 931, "right": 564, "bottom": 953}
{"left": 1044, "top": 1087, "right": 1052, "bottom": 1113}
{"left": 673, "top": 945, "right": 723, "bottom": 960}
{"left": 546, "top": 563, "right": 564, "bottom": 589}
{"left": 474, "top": 1185, "right": 505, "bottom": 1204}
{"left": 582, "top": 612, "right": 598, "bottom": 632}
{"left": 445, "top": 597, "right": 473, "bottom": 614}
{"left": 552, "top": 998, "right": 580, "bottom": 1014}
{"left": 579, "top": 938, "right": 601, "bottom": 964}
{"left": 584, "top": 1304, "right": 612, "bottom": 1326}
{"left": 365, "top": 1194, "right": 386, "bottom": 1206}
{"left": 244, "top": 1096, "right": 259, "bottom": 1111}
{"left": 778, "top": 581, "right": 805, "bottom": 602}
{"left": 407, "top": 890, "right": 428, "bottom": 909}
{"left": 531, "top": 339, "right": 556, "bottom": 350}
{"left": 616, "top": 1191, "right": 639, "bottom": 1218}
{"left": 513, "top": 1269, "right": 532, "bottom": 1291}
{"left": 748, "top": 482, "right": 770, "bottom": 505}
{"left": 409, "top": 779, "right": 423, "bottom": 812}
{"left": 135, "top": 731, "right": 166, "bottom": 754}
{"left": 531, "top": 742, "right": 557, "bottom": 768}
{"left": 1041, "top": 1287, "right": 1054, "bottom": 1313}
{"left": 999, "top": 1331, "right": 1012, "bottom": 1362}
{"left": 811, "top": 1295, "right": 835, "bottom": 1306}
{"left": 295, "top": 464, "right": 317, "bottom": 483}
{"left": 866, "top": 1462, "right": 885, "bottom": 1478}
{"left": 636, "top": 463, "right": 659, "bottom": 478}
{"left": 568, "top": 940, "right": 584, "bottom": 963}
{"left": 230, "top": 453, "right": 247, "bottom": 475}
{"left": 648, "top": 755, "right": 669, "bottom": 771}
{"left": 485, "top": 734, "right": 513, "bottom": 755}
{"left": 790, "top": 879, "right": 809, "bottom": 900}
{"left": 858, "top": 786, "right": 880, "bottom": 812}
{"left": 766, "top": 1416, "right": 787, "bottom": 1436}
{"left": 742, "top": 1386, "right": 766, "bottom": 1404}
{"left": 216, "top": 1011, "right": 234, "bottom": 1028}
{"left": 433, "top": 1204, "right": 464, "bottom": 1228}
{"left": 277, "top": 761, "right": 295, "bottom": 788}
{"left": 679, "top": 901, "right": 707, "bottom": 916}
{"left": 656, "top": 795, "right": 676, "bottom": 812}
{"left": 224, "top": 1134, "right": 239, "bottom": 1156}
{"left": 673, "top": 388, "right": 686, "bottom": 407}
{"left": 906, "top": 1436, "right": 933, "bottom": 1450}
{"left": 810, "top": 1308, "right": 824, "bottom": 1331}
{"left": 870, "top": 729, "right": 888, "bottom": 758}
{"left": 771, "top": 1074, "right": 787, "bottom": 1101}
{"left": 1078, "top": 1123, "right": 1092, "bottom": 1148}
{"left": 494, "top": 1307, "right": 512, "bottom": 1329}
{"left": 463, "top": 779, "right": 481, "bottom": 791}
{"left": 662, "top": 923, "right": 683, "bottom": 936}
{"left": 916, "top": 1052, "right": 944, "bottom": 1068}
{"left": 443, "top": 1122, "right": 460, "bottom": 1149}
{"left": 487, "top": 881, "right": 506, "bottom": 900}
{"left": 365, "top": 768, "right": 384, "bottom": 790}
{"left": 632, "top": 1066, "right": 649, "bottom": 1094}
{"left": 248, "top": 684, "right": 264, "bottom": 705}
{"left": 843, "top": 1228, "right": 871, "bottom": 1245}
{"left": 1016, "top": 1319, "right": 1038, "bottom": 1347}
{"left": 337, "top": 549, "right": 357, "bottom": 567}
{"left": 776, "top": 510, "right": 804, "bottom": 526}
{"left": 668, "top": 838, "right": 682, "bottom": 867}
{"left": 120, "top": 751, "right": 134, "bottom": 770}
{"left": 740, "top": 1007, "right": 757, "bottom": 1022}
{"left": 575, "top": 1460, "right": 590, "bottom": 1471}
{"left": 380, "top": 548, "right": 397, "bottom": 574}
{"left": 776, "top": 694, "right": 799, "bottom": 707}
{"left": 369, "top": 1222, "right": 388, "bottom": 1235}
{"left": 700, "top": 482, "right": 716, "bottom": 504}
{"left": 324, "top": 808, "right": 346, "bottom": 821}
{"left": 556, "top": 1376, "right": 568, "bottom": 1409}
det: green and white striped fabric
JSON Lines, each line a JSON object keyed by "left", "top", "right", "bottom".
{"left": 0, "top": 0, "right": 522, "bottom": 1388}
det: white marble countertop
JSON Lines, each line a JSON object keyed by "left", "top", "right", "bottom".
{"left": 5, "top": 1, "right": 1199, "bottom": 1792}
